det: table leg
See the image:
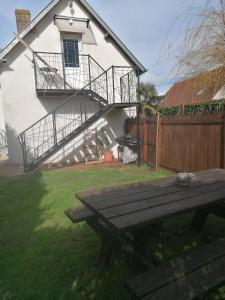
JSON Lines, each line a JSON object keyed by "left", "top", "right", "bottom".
{"left": 97, "top": 239, "right": 112, "bottom": 267}
{"left": 132, "top": 223, "right": 162, "bottom": 263}
{"left": 191, "top": 209, "right": 210, "bottom": 230}
{"left": 87, "top": 218, "right": 154, "bottom": 273}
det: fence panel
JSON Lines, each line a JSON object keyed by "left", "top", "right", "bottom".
{"left": 126, "top": 112, "right": 225, "bottom": 172}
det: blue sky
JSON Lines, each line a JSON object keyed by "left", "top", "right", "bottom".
{"left": 0, "top": 0, "right": 207, "bottom": 94}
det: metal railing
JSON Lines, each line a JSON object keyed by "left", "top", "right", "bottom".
{"left": 33, "top": 52, "right": 105, "bottom": 91}
{"left": 19, "top": 65, "right": 139, "bottom": 170}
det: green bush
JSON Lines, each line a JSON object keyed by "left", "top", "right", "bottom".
{"left": 143, "top": 100, "right": 225, "bottom": 116}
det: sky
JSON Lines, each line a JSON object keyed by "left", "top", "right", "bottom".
{"left": 0, "top": 0, "right": 207, "bottom": 94}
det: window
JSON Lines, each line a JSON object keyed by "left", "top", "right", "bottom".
{"left": 63, "top": 39, "right": 79, "bottom": 68}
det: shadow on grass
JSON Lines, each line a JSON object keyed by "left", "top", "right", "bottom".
{"left": 1, "top": 167, "right": 225, "bottom": 300}
{"left": 0, "top": 173, "right": 130, "bottom": 300}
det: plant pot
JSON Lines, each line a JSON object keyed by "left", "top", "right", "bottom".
{"left": 103, "top": 149, "right": 113, "bottom": 162}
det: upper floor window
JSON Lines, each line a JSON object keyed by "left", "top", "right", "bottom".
{"left": 63, "top": 39, "right": 79, "bottom": 68}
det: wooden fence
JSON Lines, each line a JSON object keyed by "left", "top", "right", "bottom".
{"left": 125, "top": 112, "right": 225, "bottom": 172}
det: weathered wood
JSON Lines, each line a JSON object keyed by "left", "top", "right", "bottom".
{"left": 126, "top": 238, "right": 225, "bottom": 299}
{"left": 99, "top": 181, "right": 224, "bottom": 218}
{"left": 144, "top": 256, "right": 225, "bottom": 300}
{"left": 110, "top": 183, "right": 225, "bottom": 232}
{"left": 76, "top": 176, "right": 174, "bottom": 202}
{"left": 64, "top": 205, "right": 95, "bottom": 224}
{"left": 87, "top": 218, "right": 155, "bottom": 273}
{"left": 77, "top": 169, "right": 225, "bottom": 275}
{"left": 126, "top": 113, "right": 225, "bottom": 172}
{"left": 97, "top": 240, "right": 112, "bottom": 267}
{"left": 78, "top": 170, "right": 225, "bottom": 233}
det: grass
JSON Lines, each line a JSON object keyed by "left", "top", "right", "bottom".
{"left": 0, "top": 165, "right": 225, "bottom": 299}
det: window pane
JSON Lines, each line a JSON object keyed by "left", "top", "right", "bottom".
{"left": 63, "top": 39, "right": 79, "bottom": 68}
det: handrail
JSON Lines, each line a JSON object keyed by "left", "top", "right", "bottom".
{"left": 35, "top": 52, "right": 105, "bottom": 72}
{"left": 19, "top": 65, "right": 137, "bottom": 135}
{"left": 19, "top": 63, "right": 138, "bottom": 171}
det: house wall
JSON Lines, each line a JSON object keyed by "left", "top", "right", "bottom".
{"left": 0, "top": 88, "right": 5, "bottom": 131}
{"left": 0, "top": 0, "right": 135, "bottom": 164}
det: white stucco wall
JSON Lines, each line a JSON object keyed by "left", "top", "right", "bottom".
{"left": 0, "top": 0, "right": 136, "bottom": 164}
{"left": 0, "top": 88, "right": 5, "bottom": 131}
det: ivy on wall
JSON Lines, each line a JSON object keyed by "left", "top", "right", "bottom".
{"left": 143, "top": 100, "right": 225, "bottom": 116}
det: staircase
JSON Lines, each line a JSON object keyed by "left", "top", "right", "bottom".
{"left": 19, "top": 58, "right": 139, "bottom": 171}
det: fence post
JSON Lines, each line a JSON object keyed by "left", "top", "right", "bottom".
{"left": 221, "top": 113, "right": 225, "bottom": 168}
{"left": 155, "top": 114, "right": 161, "bottom": 169}
{"left": 136, "top": 103, "right": 141, "bottom": 167}
{"left": 143, "top": 116, "right": 147, "bottom": 161}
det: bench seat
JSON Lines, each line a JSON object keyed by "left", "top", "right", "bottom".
{"left": 65, "top": 205, "right": 95, "bottom": 224}
{"left": 126, "top": 238, "right": 225, "bottom": 299}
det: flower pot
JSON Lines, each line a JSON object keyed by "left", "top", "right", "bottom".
{"left": 103, "top": 149, "right": 113, "bottom": 162}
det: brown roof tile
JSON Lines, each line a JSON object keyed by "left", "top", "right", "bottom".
{"left": 161, "top": 67, "right": 225, "bottom": 107}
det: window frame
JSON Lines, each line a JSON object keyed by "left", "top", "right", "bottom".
{"left": 61, "top": 34, "right": 82, "bottom": 68}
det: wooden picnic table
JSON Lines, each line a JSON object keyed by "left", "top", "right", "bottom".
{"left": 74, "top": 168, "right": 225, "bottom": 270}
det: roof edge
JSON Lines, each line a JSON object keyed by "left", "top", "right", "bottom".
{"left": 0, "top": 0, "right": 147, "bottom": 73}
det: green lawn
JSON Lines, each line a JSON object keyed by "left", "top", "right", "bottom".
{"left": 0, "top": 165, "right": 225, "bottom": 300}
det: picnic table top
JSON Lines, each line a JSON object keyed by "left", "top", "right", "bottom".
{"left": 77, "top": 168, "right": 225, "bottom": 233}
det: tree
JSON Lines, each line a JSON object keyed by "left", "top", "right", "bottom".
{"left": 177, "top": 0, "right": 225, "bottom": 89}
{"left": 139, "top": 82, "right": 157, "bottom": 100}
{"left": 138, "top": 82, "right": 163, "bottom": 106}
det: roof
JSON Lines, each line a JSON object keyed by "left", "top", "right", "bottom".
{"left": 0, "top": 0, "right": 146, "bottom": 73}
{"left": 161, "top": 67, "right": 225, "bottom": 107}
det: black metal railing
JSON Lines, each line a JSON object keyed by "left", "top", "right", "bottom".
{"left": 33, "top": 52, "right": 105, "bottom": 91}
{"left": 19, "top": 65, "right": 139, "bottom": 170}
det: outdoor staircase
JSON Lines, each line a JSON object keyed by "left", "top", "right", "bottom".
{"left": 19, "top": 56, "right": 138, "bottom": 172}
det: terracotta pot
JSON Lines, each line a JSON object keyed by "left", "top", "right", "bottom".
{"left": 103, "top": 149, "right": 113, "bottom": 162}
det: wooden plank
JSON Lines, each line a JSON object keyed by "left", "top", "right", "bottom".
{"left": 100, "top": 182, "right": 225, "bottom": 219}
{"left": 83, "top": 171, "right": 225, "bottom": 211}
{"left": 126, "top": 113, "right": 225, "bottom": 172}
{"left": 126, "top": 238, "right": 225, "bottom": 298}
{"left": 143, "top": 255, "right": 225, "bottom": 300}
{"left": 76, "top": 169, "right": 225, "bottom": 203}
{"left": 64, "top": 205, "right": 95, "bottom": 223}
{"left": 89, "top": 184, "right": 184, "bottom": 210}
{"left": 76, "top": 176, "right": 175, "bottom": 202}
{"left": 110, "top": 184, "right": 225, "bottom": 231}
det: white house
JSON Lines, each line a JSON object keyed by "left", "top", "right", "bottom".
{"left": 0, "top": 0, "right": 146, "bottom": 171}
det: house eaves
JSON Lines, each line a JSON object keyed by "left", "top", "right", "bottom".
{"left": 0, "top": 0, "right": 147, "bottom": 74}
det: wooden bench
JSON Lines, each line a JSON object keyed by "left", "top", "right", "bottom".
{"left": 126, "top": 238, "right": 225, "bottom": 299}
{"left": 65, "top": 205, "right": 95, "bottom": 224}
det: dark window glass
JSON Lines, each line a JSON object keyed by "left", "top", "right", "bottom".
{"left": 63, "top": 39, "right": 79, "bottom": 68}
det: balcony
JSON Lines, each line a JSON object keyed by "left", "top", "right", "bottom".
{"left": 33, "top": 52, "right": 105, "bottom": 96}
{"left": 33, "top": 52, "right": 139, "bottom": 105}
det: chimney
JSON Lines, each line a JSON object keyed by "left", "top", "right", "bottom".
{"left": 15, "top": 9, "right": 31, "bottom": 33}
